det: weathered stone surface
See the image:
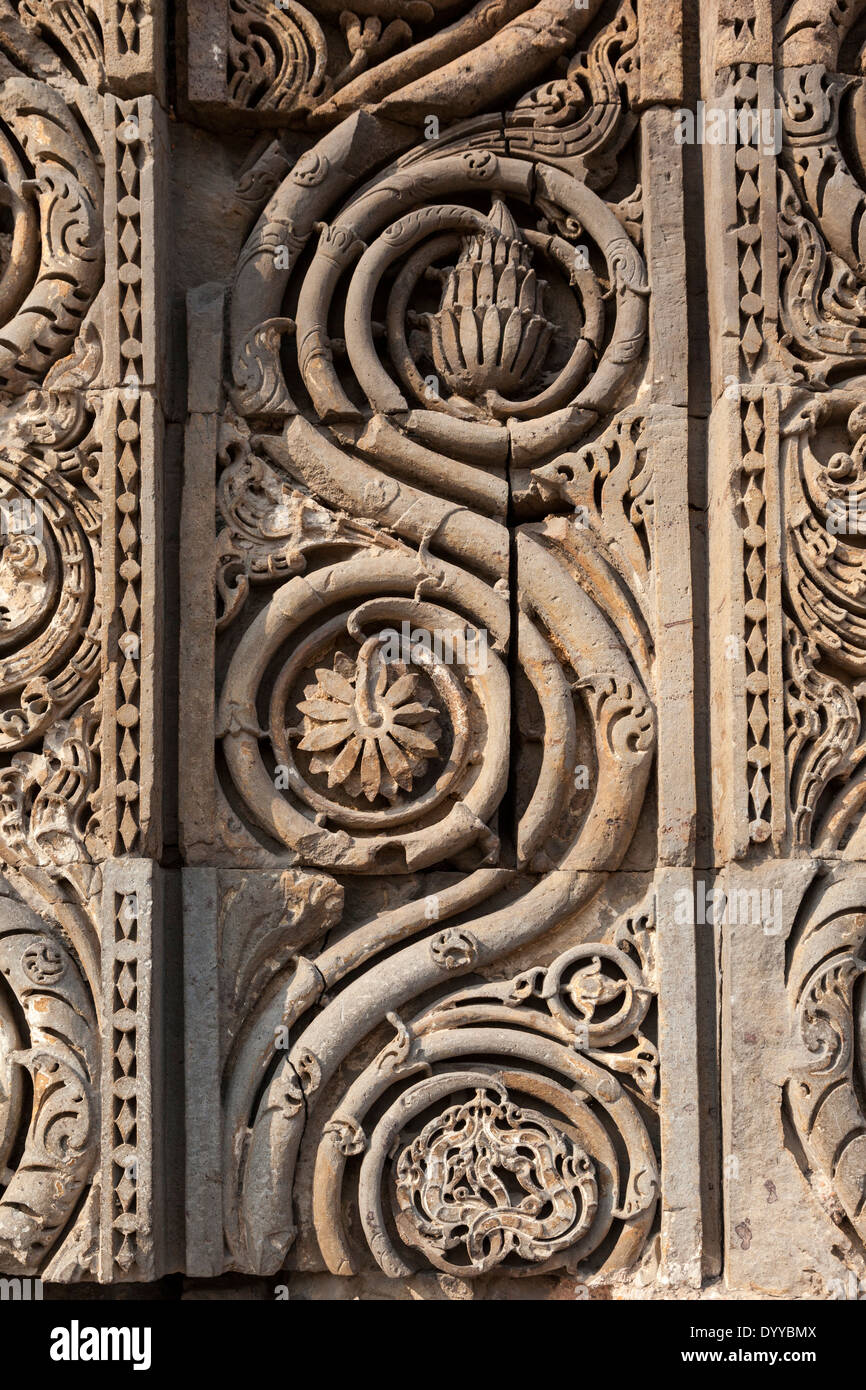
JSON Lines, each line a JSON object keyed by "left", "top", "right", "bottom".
{"left": 3, "top": 0, "right": 866, "bottom": 1304}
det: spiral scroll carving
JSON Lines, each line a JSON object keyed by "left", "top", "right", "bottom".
{"left": 207, "top": 0, "right": 665, "bottom": 1289}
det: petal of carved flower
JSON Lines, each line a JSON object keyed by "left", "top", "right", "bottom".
{"left": 391, "top": 701, "right": 436, "bottom": 723}
{"left": 440, "top": 308, "right": 461, "bottom": 370}
{"left": 382, "top": 672, "right": 418, "bottom": 707}
{"left": 378, "top": 733, "right": 414, "bottom": 791}
{"left": 361, "top": 737, "right": 381, "bottom": 800}
{"left": 391, "top": 723, "right": 439, "bottom": 755}
{"left": 315, "top": 667, "right": 355, "bottom": 703}
{"left": 297, "top": 699, "right": 357, "bottom": 721}
{"left": 477, "top": 252, "right": 495, "bottom": 306}
{"left": 500, "top": 306, "right": 524, "bottom": 372}
{"left": 327, "top": 734, "right": 362, "bottom": 787}
{"left": 298, "top": 721, "right": 355, "bottom": 751}
{"left": 333, "top": 652, "right": 356, "bottom": 680}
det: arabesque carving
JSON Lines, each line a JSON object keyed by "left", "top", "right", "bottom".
{"left": 17, "top": 0, "right": 866, "bottom": 1304}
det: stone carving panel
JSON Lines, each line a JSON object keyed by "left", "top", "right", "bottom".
{"left": 702, "top": 0, "right": 866, "bottom": 1299}
{"left": 0, "top": 2, "right": 171, "bottom": 1285}
{"left": 12, "top": 0, "right": 866, "bottom": 1304}
{"left": 179, "top": 0, "right": 702, "bottom": 1299}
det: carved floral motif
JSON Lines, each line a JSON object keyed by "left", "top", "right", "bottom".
{"left": 394, "top": 1085, "right": 599, "bottom": 1274}
{"left": 296, "top": 648, "right": 442, "bottom": 805}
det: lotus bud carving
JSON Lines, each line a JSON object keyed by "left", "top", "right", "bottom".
{"left": 427, "top": 199, "right": 555, "bottom": 407}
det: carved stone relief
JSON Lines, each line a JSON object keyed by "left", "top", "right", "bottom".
{"left": 703, "top": 0, "right": 866, "bottom": 1298}
{"left": 176, "top": 0, "right": 698, "bottom": 1296}
{"left": 0, "top": 0, "right": 171, "bottom": 1286}
{"left": 0, "top": 0, "right": 864, "bottom": 1305}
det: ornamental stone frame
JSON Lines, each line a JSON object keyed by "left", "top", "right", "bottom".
{"left": 0, "top": 0, "right": 865, "bottom": 1301}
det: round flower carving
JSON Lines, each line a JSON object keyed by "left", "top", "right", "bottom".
{"left": 296, "top": 638, "right": 441, "bottom": 804}
{"left": 222, "top": 576, "right": 507, "bottom": 868}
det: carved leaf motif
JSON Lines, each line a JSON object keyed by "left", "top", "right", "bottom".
{"left": 0, "top": 917, "right": 97, "bottom": 1275}
{"left": 227, "top": 0, "right": 328, "bottom": 112}
{"left": 17, "top": 0, "right": 105, "bottom": 86}
{"left": 0, "top": 702, "right": 100, "bottom": 869}
{"left": 788, "top": 889, "right": 866, "bottom": 1247}
{"left": 778, "top": 171, "right": 866, "bottom": 381}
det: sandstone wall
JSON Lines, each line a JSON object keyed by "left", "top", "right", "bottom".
{"left": 0, "top": 0, "right": 862, "bottom": 1301}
